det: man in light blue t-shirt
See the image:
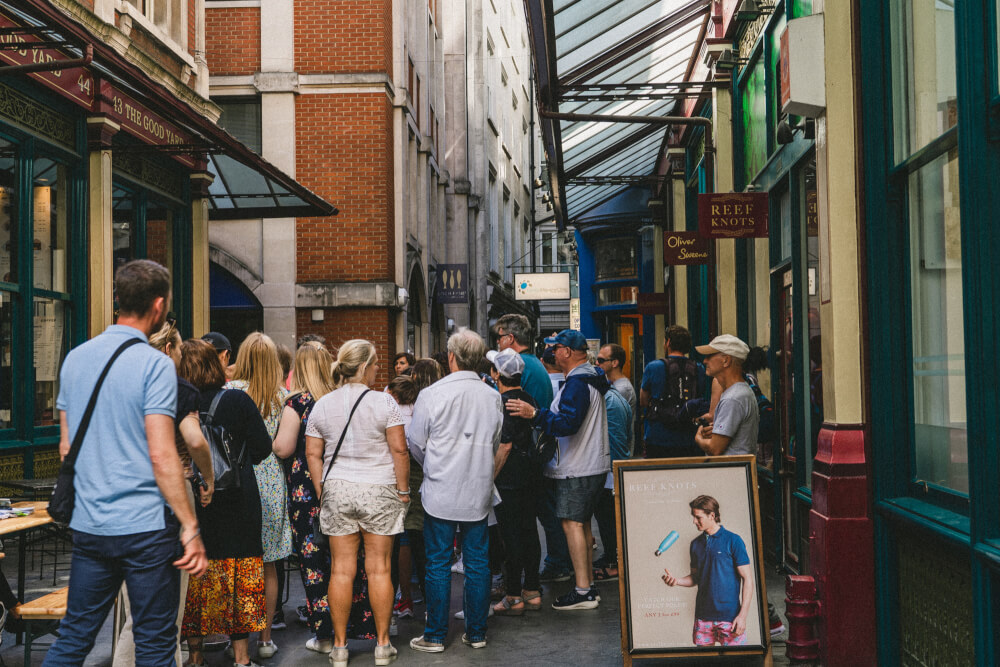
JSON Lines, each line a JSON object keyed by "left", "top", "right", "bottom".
{"left": 44, "top": 260, "right": 206, "bottom": 667}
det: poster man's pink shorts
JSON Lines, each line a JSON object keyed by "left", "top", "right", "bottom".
{"left": 693, "top": 619, "right": 747, "bottom": 646}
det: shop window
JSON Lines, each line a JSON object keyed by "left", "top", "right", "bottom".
{"left": 741, "top": 59, "right": 768, "bottom": 182}
{"left": 32, "top": 157, "right": 68, "bottom": 293}
{"left": 0, "top": 139, "right": 16, "bottom": 284}
{"left": 146, "top": 199, "right": 175, "bottom": 276}
{"left": 909, "top": 149, "right": 966, "bottom": 493}
{"left": 803, "top": 159, "right": 822, "bottom": 486}
{"left": 594, "top": 238, "right": 637, "bottom": 281}
{"left": 113, "top": 186, "right": 138, "bottom": 273}
{"left": 0, "top": 292, "right": 12, "bottom": 430}
{"left": 33, "top": 297, "right": 64, "bottom": 427}
{"left": 890, "top": 0, "right": 957, "bottom": 162}
{"left": 596, "top": 285, "right": 638, "bottom": 308}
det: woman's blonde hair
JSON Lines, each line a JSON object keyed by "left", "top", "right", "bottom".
{"left": 332, "top": 339, "right": 377, "bottom": 387}
{"left": 292, "top": 342, "right": 335, "bottom": 400}
{"left": 148, "top": 319, "right": 181, "bottom": 353}
{"left": 231, "top": 331, "right": 284, "bottom": 416}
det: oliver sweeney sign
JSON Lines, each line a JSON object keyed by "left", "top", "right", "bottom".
{"left": 435, "top": 264, "right": 468, "bottom": 303}
{"left": 697, "top": 192, "right": 769, "bottom": 239}
{"left": 663, "top": 231, "right": 711, "bottom": 265}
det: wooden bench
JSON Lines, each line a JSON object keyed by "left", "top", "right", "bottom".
{"left": 15, "top": 586, "right": 67, "bottom": 664}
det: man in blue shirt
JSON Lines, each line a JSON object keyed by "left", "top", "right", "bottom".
{"left": 661, "top": 495, "right": 754, "bottom": 647}
{"left": 640, "top": 325, "right": 708, "bottom": 458}
{"left": 45, "top": 260, "right": 206, "bottom": 666}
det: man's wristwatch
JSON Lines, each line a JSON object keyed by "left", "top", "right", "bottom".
{"left": 531, "top": 407, "right": 539, "bottom": 419}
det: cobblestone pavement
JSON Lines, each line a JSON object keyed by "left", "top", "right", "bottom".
{"left": 0, "top": 524, "right": 792, "bottom": 666}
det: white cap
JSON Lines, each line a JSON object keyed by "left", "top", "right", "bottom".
{"left": 486, "top": 348, "right": 525, "bottom": 379}
{"left": 695, "top": 334, "right": 750, "bottom": 361}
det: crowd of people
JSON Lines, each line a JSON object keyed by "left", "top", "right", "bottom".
{"left": 42, "top": 258, "right": 779, "bottom": 666}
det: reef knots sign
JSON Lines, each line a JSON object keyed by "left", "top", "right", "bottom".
{"left": 663, "top": 231, "right": 712, "bottom": 265}
{"left": 697, "top": 192, "right": 769, "bottom": 239}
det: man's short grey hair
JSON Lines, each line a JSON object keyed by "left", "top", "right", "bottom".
{"left": 494, "top": 314, "right": 533, "bottom": 347}
{"left": 447, "top": 327, "right": 486, "bottom": 371}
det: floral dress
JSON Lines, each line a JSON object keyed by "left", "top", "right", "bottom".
{"left": 227, "top": 380, "right": 293, "bottom": 562}
{"left": 286, "top": 392, "right": 375, "bottom": 641}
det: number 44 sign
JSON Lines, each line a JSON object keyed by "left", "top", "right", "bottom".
{"left": 0, "top": 11, "right": 95, "bottom": 108}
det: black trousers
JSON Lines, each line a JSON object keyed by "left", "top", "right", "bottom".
{"left": 495, "top": 486, "right": 542, "bottom": 593}
{"left": 593, "top": 488, "right": 617, "bottom": 564}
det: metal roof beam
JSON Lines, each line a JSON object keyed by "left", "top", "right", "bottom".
{"left": 559, "top": 0, "right": 710, "bottom": 90}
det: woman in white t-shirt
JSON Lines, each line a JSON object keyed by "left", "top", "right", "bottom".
{"left": 305, "top": 340, "right": 410, "bottom": 667}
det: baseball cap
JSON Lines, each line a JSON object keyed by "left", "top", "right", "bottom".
{"left": 201, "top": 331, "right": 232, "bottom": 354}
{"left": 695, "top": 334, "right": 749, "bottom": 361}
{"left": 486, "top": 348, "right": 525, "bottom": 379}
{"left": 543, "top": 329, "right": 588, "bottom": 351}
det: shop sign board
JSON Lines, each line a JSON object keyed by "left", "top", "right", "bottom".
{"left": 569, "top": 298, "right": 581, "bottom": 330}
{"left": 636, "top": 292, "right": 668, "bottom": 316}
{"left": 0, "top": 11, "right": 95, "bottom": 108}
{"left": 806, "top": 189, "right": 818, "bottom": 236}
{"left": 515, "top": 272, "right": 571, "bottom": 301}
{"left": 663, "top": 231, "right": 712, "bottom": 265}
{"left": 97, "top": 81, "right": 196, "bottom": 167}
{"left": 697, "top": 192, "right": 769, "bottom": 239}
{"left": 435, "top": 264, "right": 468, "bottom": 303}
{"left": 614, "top": 456, "right": 769, "bottom": 662}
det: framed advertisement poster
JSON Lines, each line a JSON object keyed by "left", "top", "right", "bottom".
{"left": 614, "top": 456, "right": 769, "bottom": 663}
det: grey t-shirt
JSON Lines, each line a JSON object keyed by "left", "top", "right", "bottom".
{"left": 712, "top": 381, "right": 759, "bottom": 456}
{"left": 612, "top": 377, "right": 637, "bottom": 413}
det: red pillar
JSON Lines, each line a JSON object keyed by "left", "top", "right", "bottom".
{"left": 809, "top": 424, "right": 877, "bottom": 666}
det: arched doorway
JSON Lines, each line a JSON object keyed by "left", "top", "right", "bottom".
{"left": 209, "top": 261, "right": 263, "bottom": 351}
{"left": 406, "top": 266, "right": 427, "bottom": 355}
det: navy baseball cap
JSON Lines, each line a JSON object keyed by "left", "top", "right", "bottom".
{"left": 543, "top": 329, "right": 588, "bottom": 351}
{"left": 201, "top": 331, "right": 232, "bottom": 353}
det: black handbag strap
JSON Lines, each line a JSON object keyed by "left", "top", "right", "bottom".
{"left": 204, "top": 388, "right": 227, "bottom": 426}
{"left": 321, "top": 388, "right": 371, "bottom": 484}
{"left": 65, "top": 337, "right": 144, "bottom": 469}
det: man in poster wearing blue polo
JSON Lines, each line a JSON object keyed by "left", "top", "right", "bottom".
{"left": 661, "top": 494, "right": 754, "bottom": 647}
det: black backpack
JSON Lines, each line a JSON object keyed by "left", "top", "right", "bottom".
{"left": 745, "top": 373, "right": 777, "bottom": 444}
{"left": 192, "top": 389, "right": 245, "bottom": 492}
{"left": 646, "top": 357, "right": 699, "bottom": 427}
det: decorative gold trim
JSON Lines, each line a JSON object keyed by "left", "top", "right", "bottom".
{"left": 0, "top": 81, "right": 74, "bottom": 147}
{"left": 112, "top": 151, "right": 184, "bottom": 200}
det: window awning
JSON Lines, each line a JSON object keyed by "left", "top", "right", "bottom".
{"left": 526, "top": 0, "right": 710, "bottom": 227}
{"left": 0, "top": 0, "right": 337, "bottom": 221}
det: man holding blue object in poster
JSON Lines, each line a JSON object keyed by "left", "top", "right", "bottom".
{"left": 661, "top": 495, "right": 753, "bottom": 647}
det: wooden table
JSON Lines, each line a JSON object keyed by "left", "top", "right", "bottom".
{"left": 0, "top": 502, "right": 54, "bottom": 644}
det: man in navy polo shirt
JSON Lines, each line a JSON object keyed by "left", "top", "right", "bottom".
{"left": 661, "top": 495, "right": 754, "bottom": 646}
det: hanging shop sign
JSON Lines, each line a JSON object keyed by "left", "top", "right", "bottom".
{"left": 515, "top": 272, "right": 571, "bottom": 301}
{"left": 806, "top": 189, "right": 818, "bottom": 237}
{"left": 697, "top": 192, "right": 769, "bottom": 239}
{"left": 663, "top": 231, "right": 711, "bottom": 265}
{"left": 569, "top": 297, "right": 581, "bottom": 330}
{"left": 0, "top": 11, "right": 95, "bottom": 108}
{"left": 636, "top": 292, "right": 668, "bottom": 316}
{"left": 96, "top": 81, "right": 197, "bottom": 167}
{"left": 435, "top": 264, "right": 468, "bottom": 303}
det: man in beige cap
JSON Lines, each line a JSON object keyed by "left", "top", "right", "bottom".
{"left": 693, "top": 335, "right": 759, "bottom": 456}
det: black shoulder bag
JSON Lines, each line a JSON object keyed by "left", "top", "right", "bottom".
{"left": 312, "top": 388, "right": 371, "bottom": 538}
{"left": 50, "top": 338, "right": 144, "bottom": 524}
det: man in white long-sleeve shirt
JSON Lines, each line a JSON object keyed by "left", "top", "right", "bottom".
{"left": 407, "top": 328, "right": 503, "bottom": 653}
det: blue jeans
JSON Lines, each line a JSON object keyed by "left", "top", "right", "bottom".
{"left": 423, "top": 514, "right": 489, "bottom": 643}
{"left": 537, "top": 476, "right": 571, "bottom": 572}
{"left": 44, "top": 513, "right": 181, "bottom": 667}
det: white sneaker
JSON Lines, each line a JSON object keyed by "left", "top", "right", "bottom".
{"left": 306, "top": 637, "right": 334, "bottom": 653}
{"left": 450, "top": 556, "right": 465, "bottom": 574}
{"left": 454, "top": 606, "right": 494, "bottom": 619}
{"left": 256, "top": 640, "right": 277, "bottom": 658}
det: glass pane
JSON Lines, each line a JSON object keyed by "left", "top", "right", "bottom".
{"left": 594, "top": 238, "right": 637, "bottom": 280}
{"left": 113, "top": 186, "right": 137, "bottom": 273}
{"left": 890, "top": 0, "right": 957, "bottom": 163}
{"left": 33, "top": 157, "right": 69, "bottom": 292}
{"left": 910, "top": 149, "right": 965, "bottom": 493}
{"left": 741, "top": 59, "right": 767, "bottom": 181}
{"left": 769, "top": 11, "right": 787, "bottom": 154}
{"left": 146, "top": 199, "right": 174, "bottom": 275}
{"left": 0, "top": 138, "right": 17, "bottom": 284}
{"left": 216, "top": 100, "right": 262, "bottom": 154}
{"left": 33, "top": 297, "right": 65, "bottom": 427}
{"left": 0, "top": 291, "right": 12, "bottom": 429}
{"left": 596, "top": 285, "right": 638, "bottom": 307}
{"left": 803, "top": 159, "right": 821, "bottom": 489}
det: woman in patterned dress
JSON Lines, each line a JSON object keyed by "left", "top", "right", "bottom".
{"left": 179, "top": 340, "right": 273, "bottom": 667}
{"left": 227, "top": 332, "right": 294, "bottom": 659}
{"left": 272, "top": 341, "right": 337, "bottom": 653}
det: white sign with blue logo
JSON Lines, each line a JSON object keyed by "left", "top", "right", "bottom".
{"left": 514, "top": 272, "right": 571, "bottom": 301}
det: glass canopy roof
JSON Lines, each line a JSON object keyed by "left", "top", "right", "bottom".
{"left": 529, "top": 0, "right": 710, "bottom": 224}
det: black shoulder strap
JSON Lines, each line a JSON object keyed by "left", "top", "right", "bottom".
{"left": 205, "top": 389, "right": 227, "bottom": 426}
{"left": 65, "top": 337, "right": 144, "bottom": 468}
{"left": 321, "top": 388, "right": 371, "bottom": 484}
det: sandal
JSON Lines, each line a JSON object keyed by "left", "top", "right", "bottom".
{"left": 521, "top": 590, "right": 542, "bottom": 611}
{"left": 593, "top": 566, "right": 619, "bottom": 582}
{"left": 492, "top": 596, "right": 525, "bottom": 616}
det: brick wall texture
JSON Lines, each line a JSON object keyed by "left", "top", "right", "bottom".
{"left": 296, "top": 308, "right": 396, "bottom": 388}
{"left": 294, "top": 0, "right": 392, "bottom": 74}
{"left": 295, "top": 93, "right": 394, "bottom": 284}
{"left": 205, "top": 8, "right": 260, "bottom": 75}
